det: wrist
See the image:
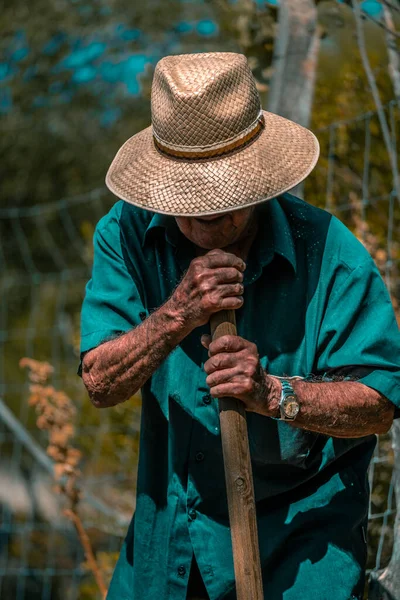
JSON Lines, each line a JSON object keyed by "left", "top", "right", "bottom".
{"left": 264, "top": 374, "right": 282, "bottom": 418}
{"left": 164, "top": 295, "right": 195, "bottom": 336}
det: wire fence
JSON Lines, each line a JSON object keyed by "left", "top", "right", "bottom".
{"left": 0, "top": 100, "right": 399, "bottom": 598}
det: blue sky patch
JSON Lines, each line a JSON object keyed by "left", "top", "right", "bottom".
{"left": 196, "top": 19, "right": 218, "bottom": 36}
{"left": 120, "top": 28, "right": 141, "bottom": 41}
{"left": 11, "top": 47, "right": 29, "bottom": 62}
{"left": 72, "top": 65, "right": 97, "bottom": 83}
{"left": 60, "top": 41, "right": 106, "bottom": 69}
{"left": 360, "top": 0, "right": 383, "bottom": 17}
{"left": 100, "top": 61, "right": 124, "bottom": 83}
{"left": 175, "top": 21, "right": 194, "bottom": 34}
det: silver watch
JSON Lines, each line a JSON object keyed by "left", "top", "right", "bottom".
{"left": 279, "top": 379, "right": 300, "bottom": 421}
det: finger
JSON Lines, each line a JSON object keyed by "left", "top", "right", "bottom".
{"left": 212, "top": 268, "right": 244, "bottom": 284}
{"left": 209, "top": 382, "right": 243, "bottom": 399}
{"left": 219, "top": 283, "right": 244, "bottom": 298}
{"left": 208, "top": 335, "right": 248, "bottom": 356}
{"left": 219, "top": 296, "right": 244, "bottom": 310}
{"left": 205, "top": 251, "right": 246, "bottom": 272}
{"left": 206, "top": 366, "right": 240, "bottom": 388}
{"left": 201, "top": 334, "right": 212, "bottom": 348}
{"left": 204, "top": 352, "right": 242, "bottom": 374}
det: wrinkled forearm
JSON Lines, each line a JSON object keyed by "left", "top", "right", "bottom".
{"left": 265, "top": 376, "right": 395, "bottom": 437}
{"left": 82, "top": 299, "right": 192, "bottom": 408}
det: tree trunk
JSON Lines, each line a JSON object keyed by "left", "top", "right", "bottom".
{"left": 267, "top": 0, "right": 320, "bottom": 128}
{"left": 351, "top": 0, "right": 400, "bottom": 209}
{"left": 382, "top": 2, "right": 400, "bottom": 105}
{"left": 267, "top": 0, "right": 320, "bottom": 197}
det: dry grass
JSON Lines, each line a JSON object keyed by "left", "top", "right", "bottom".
{"left": 19, "top": 357, "right": 108, "bottom": 599}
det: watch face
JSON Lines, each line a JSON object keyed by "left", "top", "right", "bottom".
{"left": 282, "top": 396, "right": 300, "bottom": 419}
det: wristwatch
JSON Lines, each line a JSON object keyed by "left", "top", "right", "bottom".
{"left": 279, "top": 379, "right": 300, "bottom": 421}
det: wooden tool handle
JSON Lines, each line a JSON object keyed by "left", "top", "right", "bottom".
{"left": 210, "top": 310, "right": 264, "bottom": 600}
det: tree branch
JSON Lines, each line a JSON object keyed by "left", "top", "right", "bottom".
{"left": 351, "top": 0, "right": 400, "bottom": 208}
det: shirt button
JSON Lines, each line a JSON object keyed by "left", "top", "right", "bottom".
{"left": 195, "top": 451, "right": 205, "bottom": 462}
{"left": 177, "top": 565, "right": 186, "bottom": 578}
{"left": 188, "top": 508, "right": 197, "bottom": 521}
{"left": 202, "top": 393, "right": 212, "bottom": 405}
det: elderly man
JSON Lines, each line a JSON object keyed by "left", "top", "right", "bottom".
{"left": 78, "top": 52, "right": 400, "bottom": 600}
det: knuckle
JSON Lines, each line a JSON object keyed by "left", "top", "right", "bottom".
{"left": 199, "top": 279, "right": 210, "bottom": 292}
{"left": 193, "top": 272, "right": 202, "bottom": 286}
{"left": 206, "top": 294, "right": 219, "bottom": 309}
{"left": 244, "top": 379, "right": 253, "bottom": 392}
{"left": 244, "top": 365, "right": 254, "bottom": 377}
{"left": 191, "top": 257, "right": 202, "bottom": 270}
{"left": 213, "top": 357, "right": 221, "bottom": 369}
{"left": 194, "top": 267, "right": 205, "bottom": 280}
{"left": 227, "top": 268, "right": 239, "bottom": 281}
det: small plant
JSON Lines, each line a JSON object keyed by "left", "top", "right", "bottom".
{"left": 19, "top": 357, "right": 108, "bottom": 599}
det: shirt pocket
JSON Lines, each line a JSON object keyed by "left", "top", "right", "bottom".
{"left": 246, "top": 412, "right": 320, "bottom": 468}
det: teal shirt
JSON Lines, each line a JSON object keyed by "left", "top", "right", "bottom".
{"left": 79, "top": 193, "right": 400, "bottom": 600}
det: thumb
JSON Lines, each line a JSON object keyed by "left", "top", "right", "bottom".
{"left": 201, "top": 334, "right": 212, "bottom": 349}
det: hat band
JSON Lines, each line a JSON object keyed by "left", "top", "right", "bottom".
{"left": 153, "top": 113, "right": 265, "bottom": 159}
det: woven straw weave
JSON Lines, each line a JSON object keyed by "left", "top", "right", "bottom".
{"left": 106, "top": 52, "right": 320, "bottom": 217}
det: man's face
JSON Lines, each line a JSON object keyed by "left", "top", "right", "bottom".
{"left": 175, "top": 206, "right": 256, "bottom": 250}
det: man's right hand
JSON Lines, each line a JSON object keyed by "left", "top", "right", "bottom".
{"left": 169, "top": 248, "right": 246, "bottom": 330}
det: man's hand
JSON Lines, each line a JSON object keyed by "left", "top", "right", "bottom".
{"left": 169, "top": 249, "right": 246, "bottom": 331}
{"left": 201, "top": 334, "right": 280, "bottom": 416}
{"left": 201, "top": 333, "right": 395, "bottom": 436}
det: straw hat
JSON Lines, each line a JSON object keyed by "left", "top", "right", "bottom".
{"left": 106, "top": 52, "right": 320, "bottom": 217}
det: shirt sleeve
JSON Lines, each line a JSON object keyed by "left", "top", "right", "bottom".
{"left": 77, "top": 208, "right": 146, "bottom": 377}
{"left": 314, "top": 257, "right": 400, "bottom": 416}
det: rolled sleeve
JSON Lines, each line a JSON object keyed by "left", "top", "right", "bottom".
{"left": 78, "top": 206, "right": 146, "bottom": 376}
{"left": 315, "top": 257, "right": 400, "bottom": 415}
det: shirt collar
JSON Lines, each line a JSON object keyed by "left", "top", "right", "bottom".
{"left": 141, "top": 196, "right": 297, "bottom": 275}
{"left": 269, "top": 195, "right": 297, "bottom": 273}
{"left": 142, "top": 211, "right": 178, "bottom": 249}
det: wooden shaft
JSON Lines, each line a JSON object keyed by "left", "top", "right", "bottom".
{"left": 210, "top": 310, "right": 264, "bottom": 600}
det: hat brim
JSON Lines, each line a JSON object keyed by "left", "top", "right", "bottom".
{"left": 105, "top": 110, "right": 320, "bottom": 217}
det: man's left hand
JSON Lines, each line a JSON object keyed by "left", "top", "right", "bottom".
{"left": 201, "top": 334, "right": 279, "bottom": 416}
